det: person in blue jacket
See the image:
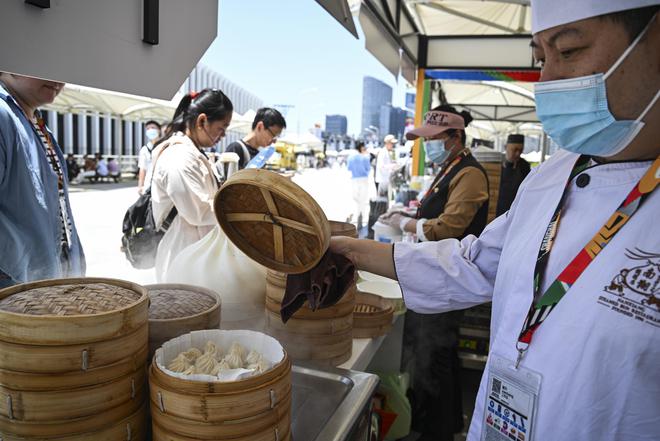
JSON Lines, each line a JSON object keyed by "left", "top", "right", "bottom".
{"left": 0, "top": 73, "right": 85, "bottom": 287}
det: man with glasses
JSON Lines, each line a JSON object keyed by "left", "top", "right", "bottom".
{"left": 225, "top": 107, "right": 286, "bottom": 169}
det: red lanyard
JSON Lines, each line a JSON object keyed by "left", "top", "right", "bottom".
{"left": 515, "top": 155, "right": 660, "bottom": 367}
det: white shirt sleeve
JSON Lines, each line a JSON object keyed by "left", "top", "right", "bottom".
{"left": 138, "top": 146, "right": 149, "bottom": 170}
{"left": 394, "top": 163, "right": 542, "bottom": 314}
{"left": 394, "top": 211, "right": 510, "bottom": 313}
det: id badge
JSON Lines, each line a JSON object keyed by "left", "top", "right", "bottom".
{"left": 480, "top": 354, "right": 542, "bottom": 441}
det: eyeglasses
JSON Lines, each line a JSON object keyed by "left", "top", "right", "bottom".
{"left": 266, "top": 127, "right": 280, "bottom": 140}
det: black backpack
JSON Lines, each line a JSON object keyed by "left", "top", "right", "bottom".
{"left": 121, "top": 188, "right": 177, "bottom": 269}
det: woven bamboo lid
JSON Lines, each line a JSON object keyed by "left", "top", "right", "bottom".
{"left": 0, "top": 278, "right": 148, "bottom": 345}
{"left": 0, "top": 283, "right": 140, "bottom": 316}
{"left": 214, "top": 169, "right": 330, "bottom": 274}
{"left": 146, "top": 284, "right": 221, "bottom": 321}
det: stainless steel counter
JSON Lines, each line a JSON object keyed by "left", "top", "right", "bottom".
{"left": 291, "top": 364, "right": 379, "bottom": 441}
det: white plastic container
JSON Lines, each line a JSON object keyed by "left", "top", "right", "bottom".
{"left": 372, "top": 221, "right": 403, "bottom": 243}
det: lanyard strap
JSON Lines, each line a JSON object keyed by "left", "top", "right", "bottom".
{"left": 515, "top": 155, "right": 660, "bottom": 367}
{"left": 419, "top": 149, "right": 468, "bottom": 203}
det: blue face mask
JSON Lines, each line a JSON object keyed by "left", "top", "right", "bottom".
{"left": 534, "top": 17, "right": 659, "bottom": 157}
{"left": 425, "top": 140, "right": 451, "bottom": 164}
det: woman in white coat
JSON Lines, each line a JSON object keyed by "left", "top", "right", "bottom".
{"left": 151, "top": 89, "right": 232, "bottom": 281}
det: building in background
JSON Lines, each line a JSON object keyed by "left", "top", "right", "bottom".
{"left": 361, "top": 76, "right": 392, "bottom": 136}
{"left": 379, "top": 105, "right": 408, "bottom": 141}
{"left": 325, "top": 114, "right": 347, "bottom": 136}
{"left": 41, "top": 64, "right": 263, "bottom": 158}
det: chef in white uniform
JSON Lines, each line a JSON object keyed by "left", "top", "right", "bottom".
{"left": 330, "top": 1, "right": 659, "bottom": 440}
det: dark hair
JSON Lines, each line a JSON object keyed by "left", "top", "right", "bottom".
{"left": 163, "top": 89, "right": 233, "bottom": 142}
{"left": 252, "top": 107, "right": 286, "bottom": 130}
{"left": 355, "top": 141, "right": 366, "bottom": 152}
{"left": 431, "top": 104, "right": 473, "bottom": 145}
{"left": 144, "top": 120, "right": 161, "bottom": 129}
{"left": 601, "top": 5, "right": 659, "bottom": 42}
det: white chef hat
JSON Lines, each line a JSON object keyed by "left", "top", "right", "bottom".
{"left": 532, "top": 0, "right": 660, "bottom": 33}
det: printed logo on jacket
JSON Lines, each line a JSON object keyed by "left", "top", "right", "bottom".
{"left": 599, "top": 248, "right": 660, "bottom": 327}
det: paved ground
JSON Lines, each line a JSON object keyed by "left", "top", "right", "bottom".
{"left": 69, "top": 166, "right": 376, "bottom": 285}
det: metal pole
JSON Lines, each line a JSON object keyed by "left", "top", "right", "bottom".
{"left": 540, "top": 132, "right": 548, "bottom": 163}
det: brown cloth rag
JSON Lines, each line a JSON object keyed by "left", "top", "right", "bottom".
{"left": 280, "top": 250, "right": 355, "bottom": 323}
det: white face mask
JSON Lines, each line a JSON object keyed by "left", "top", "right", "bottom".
{"left": 534, "top": 15, "right": 659, "bottom": 157}
{"left": 145, "top": 128, "right": 160, "bottom": 141}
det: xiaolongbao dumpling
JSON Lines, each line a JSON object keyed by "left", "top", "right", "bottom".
{"left": 228, "top": 342, "right": 246, "bottom": 361}
{"left": 204, "top": 341, "right": 222, "bottom": 361}
{"left": 195, "top": 351, "right": 218, "bottom": 375}
{"left": 246, "top": 350, "right": 262, "bottom": 366}
{"left": 182, "top": 348, "right": 203, "bottom": 363}
{"left": 247, "top": 358, "right": 270, "bottom": 374}
{"left": 167, "top": 353, "right": 192, "bottom": 373}
{"left": 222, "top": 351, "right": 243, "bottom": 369}
{"left": 182, "top": 365, "right": 196, "bottom": 375}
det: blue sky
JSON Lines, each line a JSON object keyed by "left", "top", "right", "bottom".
{"left": 199, "top": 0, "right": 411, "bottom": 136}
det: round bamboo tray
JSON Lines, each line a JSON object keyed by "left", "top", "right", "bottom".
{"left": 0, "top": 324, "right": 147, "bottom": 374}
{"left": 0, "top": 400, "right": 147, "bottom": 441}
{"left": 0, "top": 388, "right": 146, "bottom": 438}
{"left": 214, "top": 169, "right": 330, "bottom": 275}
{"left": 152, "top": 416, "right": 291, "bottom": 441}
{"left": 0, "top": 278, "right": 148, "bottom": 345}
{"left": 264, "top": 309, "right": 353, "bottom": 334}
{"left": 151, "top": 389, "right": 291, "bottom": 440}
{"left": 266, "top": 327, "right": 353, "bottom": 365}
{"left": 149, "top": 359, "right": 291, "bottom": 422}
{"left": 0, "top": 366, "right": 146, "bottom": 422}
{"left": 353, "top": 292, "right": 394, "bottom": 338}
{"left": 329, "top": 220, "right": 358, "bottom": 238}
{"left": 0, "top": 344, "right": 148, "bottom": 391}
{"left": 146, "top": 284, "right": 221, "bottom": 358}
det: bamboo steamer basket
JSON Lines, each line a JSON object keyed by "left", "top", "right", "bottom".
{"left": 0, "top": 400, "right": 148, "bottom": 441}
{"left": 214, "top": 169, "right": 331, "bottom": 275}
{"left": 353, "top": 292, "right": 394, "bottom": 338}
{"left": 0, "top": 366, "right": 146, "bottom": 421}
{"left": 0, "top": 324, "right": 147, "bottom": 375}
{"left": 0, "top": 278, "right": 149, "bottom": 439}
{"left": 149, "top": 330, "right": 291, "bottom": 441}
{"left": 0, "top": 343, "right": 148, "bottom": 391}
{"left": 0, "top": 387, "right": 146, "bottom": 438}
{"left": 0, "top": 278, "right": 148, "bottom": 345}
{"left": 146, "top": 284, "right": 222, "bottom": 359}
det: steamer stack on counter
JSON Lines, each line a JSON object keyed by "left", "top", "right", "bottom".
{"left": 149, "top": 330, "right": 292, "bottom": 441}
{"left": 264, "top": 221, "right": 357, "bottom": 366}
{"left": 0, "top": 278, "right": 149, "bottom": 440}
{"left": 214, "top": 170, "right": 360, "bottom": 365}
{"left": 471, "top": 147, "right": 505, "bottom": 222}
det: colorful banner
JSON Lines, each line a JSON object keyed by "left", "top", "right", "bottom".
{"left": 425, "top": 70, "right": 541, "bottom": 83}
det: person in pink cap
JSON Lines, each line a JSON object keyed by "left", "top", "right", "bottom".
{"left": 381, "top": 105, "right": 490, "bottom": 441}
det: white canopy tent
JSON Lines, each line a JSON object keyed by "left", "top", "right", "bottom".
{"left": 45, "top": 84, "right": 255, "bottom": 136}
{"left": 44, "top": 83, "right": 180, "bottom": 122}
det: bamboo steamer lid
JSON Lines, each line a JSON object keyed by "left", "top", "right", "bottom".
{"left": 214, "top": 169, "right": 330, "bottom": 274}
{"left": 0, "top": 278, "right": 148, "bottom": 345}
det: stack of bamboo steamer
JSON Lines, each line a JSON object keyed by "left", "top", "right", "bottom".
{"left": 149, "top": 330, "right": 292, "bottom": 441}
{"left": 472, "top": 148, "right": 505, "bottom": 222}
{"left": 264, "top": 221, "right": 357, "bottom": 366}
{"left": 0, "top": 278, "right": 149, "bottom": 440}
